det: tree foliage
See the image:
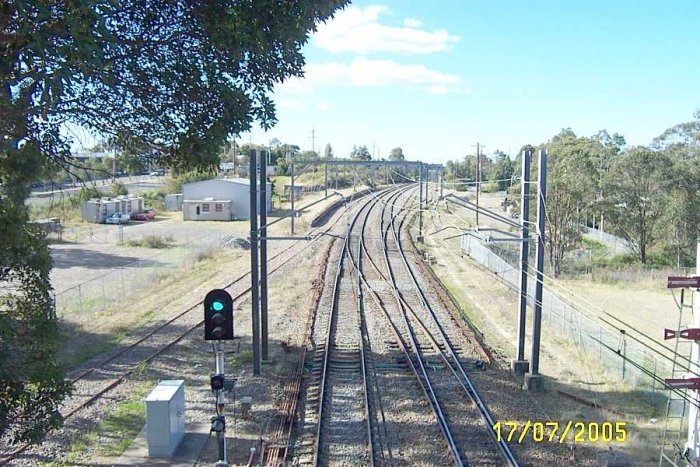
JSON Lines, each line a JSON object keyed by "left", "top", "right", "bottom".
{"left": 350, "top": 145, "right": 372, "bottom": 161}
{"left": 324, "top": 143, "right": 333, "bottom": 159}
{"left": 389, "top": 147, "right": 404, "bottom": 161}
{"left": 602, "top": 147, "right": 671, "bottom": 264}
{"left": 0, "top": 0, "right": 347, "bottom": 444}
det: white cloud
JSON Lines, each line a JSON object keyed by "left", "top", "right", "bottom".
{"left": 317, "top": 101, "right": 330, "bottom": 110}
{"left": 403, "top": 18, "right": 422, "bottom": 28}
{"left": 314, "top": 5, "right": 459, "bottom": 54}
{"left": 282, "top": 57, "right": 461, "bottom": 94}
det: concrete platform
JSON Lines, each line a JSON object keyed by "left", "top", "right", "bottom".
{"left": 114, "top": 421, "right": 210, "bottom": 466}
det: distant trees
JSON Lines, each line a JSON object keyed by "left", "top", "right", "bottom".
{"left": 601, "top": 147, "right": 671, "bottom": 264}
{"left": 441, "top": 112, "right": 700, "bottom": 273}
{"left": 324, "top": 144, "right": 334, "bottom": 159}
{"left": 350, "top": 145, "right": 372, "bottom": 161}
{"left": 389, "top": 147, "right": 405, "bottom": 161}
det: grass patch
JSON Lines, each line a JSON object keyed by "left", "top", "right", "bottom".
{"left": 232, "top": 350, "right": 254, "bottom": 367}
{"left": 120, "top": 234, "right": 175, "bottom": 249}
{"left": 53, "top": 381, "right": 153, "bottom": 464}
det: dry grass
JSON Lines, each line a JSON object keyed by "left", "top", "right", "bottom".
{"left": 416, "top": 193, "right": 675, "bottom": 465}
{"left": 57, "top": 249, "right": 246, "bottom": 369}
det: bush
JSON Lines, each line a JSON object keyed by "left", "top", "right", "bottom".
{"left": 140, "top": 190, "right": 166, "bottom": 211}
{"left": 122, "top": 235, "right": 174, "bottom": 249}
{"left": 111, "top": 182, "right": 128, "bottom": 196}
{"left": 69, "top": 186, "right": 102, "bottom": 207}
{"left": 481, "top": 182, "right": 500, "bottom": 193}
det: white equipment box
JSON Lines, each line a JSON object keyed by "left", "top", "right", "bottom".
{"left": 145, "top": 380, "right": 186, "bottom": 457}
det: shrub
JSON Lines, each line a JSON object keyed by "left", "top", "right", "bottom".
{"left": 481, "top": 182, "right": 500, "bottom": 193}
{"left": 111, "top": 182, "right": 128, "bottom": 196}
{"left": 122, "top": 235, "right": 174, "bottom": 249}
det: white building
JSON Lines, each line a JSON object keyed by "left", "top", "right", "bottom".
{"left": 80, "top": 195, "right": 144, "bottom": 223}
{"left": 182, "top": 178, "right": 271, "bottom": 221}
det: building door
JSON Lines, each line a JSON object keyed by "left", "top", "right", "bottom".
{"left": 196, "top": 205, "right": 200, "bottom": 215}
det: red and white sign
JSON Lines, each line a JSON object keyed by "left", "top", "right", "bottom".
{"left": 667, "top": 276, "right": 700, "bottom": 289}
{"left": 664, "top": 328, "right": 700, "bottom": 341}
{"left": 665, "top": 378, "right": 700, "bottom": 390}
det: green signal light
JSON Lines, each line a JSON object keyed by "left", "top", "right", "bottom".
{"left": 212, "top": 301, "right": 224, "bottom": 311}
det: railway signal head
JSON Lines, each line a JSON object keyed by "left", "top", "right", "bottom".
{"left": 204, "top": 289, "right": 234, "bottom": 341}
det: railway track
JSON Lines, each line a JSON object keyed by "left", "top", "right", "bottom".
{"left": 295, "top": 194, "right": 383, "bottom": 466}
{"left": 302, "top": 185, "right": 518, "bottom": 466}
{"left": 0, "top": 193, "right": 357, "bottom": 465}
{"left": 382, "top": 187, "right": 518, "bottom": 466}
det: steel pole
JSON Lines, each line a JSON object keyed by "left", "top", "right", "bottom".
{"left": 249, "top": 150, "right": 261, "bottom": 375}
{"left": 259, "top": 150, "right": 269, "bottom": 361}
{"left": 512, "top": 149, "right": 532, "bottom": 376}
{"left": 290, "top": 160, "right": 295, "bottom": 235}
{"left": 525, "top": 148, "right": 547, "bottom": 391}
{"left": 476, "top": 143, "right": 480, "bottom": 229}
{"left": 418, "top": 163, "right": 423, "bottom": 241}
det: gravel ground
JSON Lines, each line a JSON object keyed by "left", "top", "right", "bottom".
{"left": 2, "top": 193, "right": 351, "bottom": 466}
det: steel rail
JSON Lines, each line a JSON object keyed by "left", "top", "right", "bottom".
{"left": 380, "top": 188, "right": 464, "bottom": 467}
{"left": 312, "top": 189, "right": 380, "bottom": 467}
{"left": 391, "top": 190, "right": 519, "bottom": 466}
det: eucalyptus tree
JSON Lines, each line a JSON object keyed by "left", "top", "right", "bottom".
{"left": 0, "top": 0, "right": 347, "bottom": 444}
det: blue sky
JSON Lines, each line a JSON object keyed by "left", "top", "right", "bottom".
{"left": 244, "top": 0, "right": 700, "bottom": 163}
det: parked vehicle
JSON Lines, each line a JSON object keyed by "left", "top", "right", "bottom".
{"left": 104, "top": 213, "right": 131, "bottom": 224}
{"left": 132, "top": 209, "right": 156, "bottom": 221}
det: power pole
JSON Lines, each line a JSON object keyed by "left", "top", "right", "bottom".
{"left": 471, "top": 142, "right": 485, "bottom": 229}
{"left": 259, "top": 150, "right": 269, "bottom": 361}
{"left": 232, "top": 138, "right": 237, "bottom": 175}
{"left": 511, "top": 149, "right": 532, "bottom": 377}
{"left": 525, "top": 148, "right": 546, "bottom": 391}
{"left": 418, "top": 163, "right": 423, "bottom": 242}
{"left": 324, "top": 159, "right": 328, "bottom": 198}
{"left": 290, "top": 154, "right": 295, "bottom": 236}
{"left": 248, "top": 149, "right": 261, "bottom": 376}
{"left": 309, "top": 127, "right": 316, "bottom": 155}
{"left": 439, "top": 169, "right": 444, "bottom": 198}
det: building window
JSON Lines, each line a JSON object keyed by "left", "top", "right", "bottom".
{"left": 202, "top": 203, "right": 210, "bottom": 212}
{"left": 127, "top": 201, "right": 132, "bottom": 212}
{"left": 215, "top": 203, "right": 222, "bottom": 212}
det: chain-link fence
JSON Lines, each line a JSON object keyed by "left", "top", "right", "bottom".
{"left": 461, "top": 234, "right": 676, "bottom": 390}
{"left": 582, "top": 226, "right": 633, "bottom": 255}
{"left": 54, "top": 232, "right": 222, "bottom": 324}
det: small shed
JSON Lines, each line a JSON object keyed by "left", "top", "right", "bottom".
{"left": 165, "top": 193, "right": 184, "bottom": 211}
{"left": 183, "top": 199, "right": 233, "bottom": 221}
{"left": 80, "top": 195, "right": 144, "bottom": 223}
{"left": 182, "top": 178, "right": 271, "bottom": 220}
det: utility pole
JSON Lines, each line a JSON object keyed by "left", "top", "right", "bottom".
{"left": 309, "top": 127, "right": 316, "bottom": 155}
{"left": 248, "top": 150, "right": 261, "bottom": 376}
{"left": 418, "top": 163, "right": 423, "bottom": 242}
{"left": 324, "top": 157, "right": 328, "bottom": 198}
{"left": 525, "top": 148, "right": 547, "bottom": 391}
{"left": 290, "top": 154, "right": 295, "bottom": 236}
{"left": 511, "top": 149, "right": 532, "bottom": 378}
{"left": 439, "top": 169, "right": 444, "bottom": 198}
{"left": 232, "top": 138, "right": 237, "bottom": 175}
{"left": 259, "top": 150, "right": 269, "bottom": 361}
{"left": 471, "top": 142, "right": 485, "bottom": 229}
